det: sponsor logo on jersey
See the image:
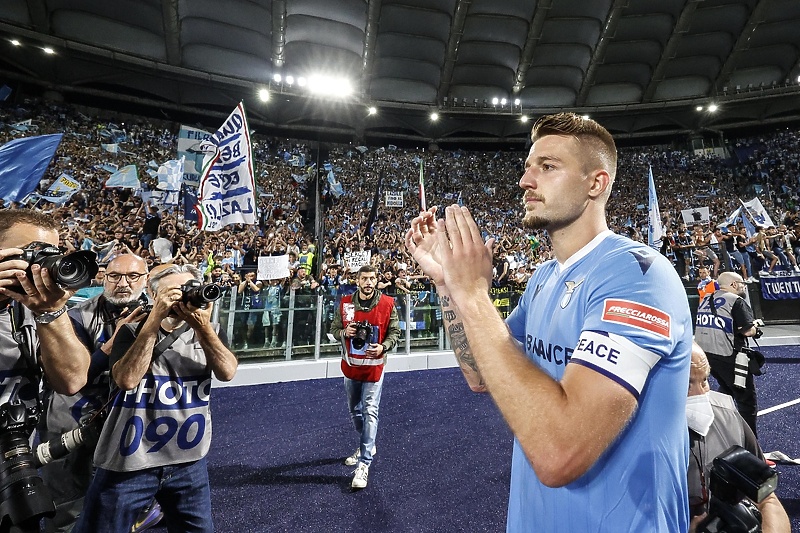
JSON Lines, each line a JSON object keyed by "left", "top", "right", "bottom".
{"left": 601, "top": 299, "right": 671, "bottom": 338}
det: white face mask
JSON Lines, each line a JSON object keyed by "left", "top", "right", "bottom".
{"left": 686, "top": 393, "right": 715, "bottom": 437}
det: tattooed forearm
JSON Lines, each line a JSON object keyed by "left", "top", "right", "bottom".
{"left": 449, "top": 321, "right": 478, "bottom": 373}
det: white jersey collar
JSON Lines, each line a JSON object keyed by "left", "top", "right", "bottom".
{"left": 556, "top": 229, "right": 614, "bottom": 273}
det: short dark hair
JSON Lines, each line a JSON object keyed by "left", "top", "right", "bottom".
{"left": 357, "top": 265, "right": 377, "bottom": 277}
{"left": 0, "top": 210, "right": 59, "bottom": 241}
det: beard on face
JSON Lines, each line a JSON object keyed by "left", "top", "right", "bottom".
{"left": 523, "top": 213, "right": 548, "bottom": 230}
{"left": 105, "top": 288, "right": 145, "bottom": 308}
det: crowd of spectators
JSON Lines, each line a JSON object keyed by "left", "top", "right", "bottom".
{"left": 2, "top": 99, "right": 800, "bottom": 310}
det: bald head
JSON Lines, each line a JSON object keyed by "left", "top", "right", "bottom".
{"left": 104, "top": 254, "right": 149, "bottom": 306}
{"left": 689, "top": 342, "right": 711, "bottom": 397}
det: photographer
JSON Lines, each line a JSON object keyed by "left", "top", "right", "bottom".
{"left": 0, "top": 210, "right": 91, "bottom": 532}
{"left": 74, "top": 264, "right": 237, "bottom": 533}
{"left": 330, "top": 265, "right": 400, "bottom": 490}
{"left": 687, "top": 343, "right": 789, "bottom": 533}
{"left": 39, "top": 253, "right": 150, "bottom": 532}
{"left": 694, "top": 271, "right": 762, "bottom": 436}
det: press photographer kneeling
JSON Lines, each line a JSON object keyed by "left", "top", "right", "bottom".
{"left": 0, "top": 210, "right": 93, "bottom": 533}
{"left": 73, "top": 264, "right": 237, "bottom": 533}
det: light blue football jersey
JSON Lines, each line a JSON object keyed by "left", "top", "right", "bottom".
{"left": 504, "top": 231, "right": 692, "bottom": 533}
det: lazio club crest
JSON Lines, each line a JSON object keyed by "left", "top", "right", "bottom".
{"left": 560, "top": 279, "right": 585, "bottom": 309}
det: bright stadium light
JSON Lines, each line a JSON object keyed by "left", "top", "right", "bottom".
{"left": 285, "top": 75, "right": 294, "bottom": 85}
{"left": 430, "top": 112, "right": 439, "bottom": 121}
{"left": 696, "top": 106, "right": 703, "bottom": 111}
{"left": 521, "top": 115, "right": 529, "bottom": 123}
{"left": 367, "top": 106, "right": 377, "bottom": 115}
{"left": 10, "top": 39, "right": 20, "bottom": 46}
{"left": 43, "top": 47, "right": 55, "bottom": 54}
{"left": 514, "top": 99, "right": 521, "bottom": 106}
{"left": 273, "top": 73, "right": 282, "bottom": 83}
{"left": 500, "top": 98, "right": 507, "bottom": 106}
{"left": 308, "top": 75, "right": 353, "bottom": 98}
{"left": 258, "top": 88, "right": 270, "bottom": 102}
{"left": 708, "top": 104, "right": 718, "bottom": 112}
{"left": 491, "top": 97, "right": 499, "bottom": 105}
{"left": 297, "top": 77, "right": 307, "bottom": 87}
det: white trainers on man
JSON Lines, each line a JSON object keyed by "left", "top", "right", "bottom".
{"left": 343, "top": 445, "right": 376, "bottom": 466}
{"left": 351, "top": 463, "right": 369, "bottom": 489}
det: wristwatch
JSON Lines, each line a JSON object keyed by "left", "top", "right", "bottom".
{"left": 34, "top": 306, "right": 68, "bottom": 324}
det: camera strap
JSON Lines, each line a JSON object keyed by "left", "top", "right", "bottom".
{"left": 152, "top": 323, "right": 191, "bottom": 359}
{"left": 8, "top": 302, "right": 43, "bottom": 383}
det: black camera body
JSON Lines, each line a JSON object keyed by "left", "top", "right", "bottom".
{"left": 180, "top": 280, "right": 222, "bottom": 309}
{"left": 697, "top": 445, "right": 778, "bottom": 533}
{"left": 4, "top": 241, "right": 98, "bottom": 290}
{"left": 0, "top": 400, "right": 56, "bottom": 529}
{"left": 350, "top": 320, "right": 374, "bottom": 350}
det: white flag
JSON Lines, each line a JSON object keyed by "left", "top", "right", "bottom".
{"left": 196, "top": 103, "right": 256, "bottom": 231}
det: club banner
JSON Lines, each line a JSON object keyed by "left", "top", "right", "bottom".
{"left": 760, "top": 274, "right": 800, "bottom": 300}
{"left": 39, "top": 173, "right": 82, "bottom": 204}
{"left": 178, "top": 125, "right": 212, "bottom": 187}
{"left": 196, "top": 103, "right": 257, "bottom": 232}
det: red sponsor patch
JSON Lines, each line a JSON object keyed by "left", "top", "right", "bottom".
{"left": 601, "top": 299, "right": 671, "bottom": 338}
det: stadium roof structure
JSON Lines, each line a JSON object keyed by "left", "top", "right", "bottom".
{"left": 2, "top": 0, "right": 800, "bottom": 146}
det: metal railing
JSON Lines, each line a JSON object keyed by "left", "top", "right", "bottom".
{"left": 211, "top": 286, "right": 528, "bottom": 362}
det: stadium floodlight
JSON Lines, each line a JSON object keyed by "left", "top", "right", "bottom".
{"left": 521, "top": 115, "right": 529, "bottom": 123}
{"left": 514, "top": 99, "right": 521, "bottom": 106}
{"left": 582, "top": 114, "right": 590, "bottom": 120}
{"left": 430, "top": 112, "right": 439, "bottom": 121}
{"left": 500, "top": 98, "right": 507, "bottom": 106}
{"left": 491, "top": 97, "right": 499, "bottom": 106}
{"left": 708, "top": 104, "right": 718, "bottom": 112}
{"left": 285, "top": 75, "right": 294, "bottom": 85}
{"left": 696, "top": 106, "right": 703, "bottom": 111}
{"left": 797, "top": 75, "right": 800, "bottom": 83}
{"left": 43, "top": 47, "right": 55, "bottom": 54}
{"left": 298, "top": 77, "right": 307, "bottom": 87}
{"left": 368, "top": 106, "right": 377, "bottom": 115}
{"left": 10, "top": 39, "right": 20, "bottom": 46}
{"left": 273, "top": 73, "right": 282, "bottom": 83}
{"left": 308, "top": 75, "right": 353, "bottom": 98}
{"left": 258, "top": 88, "right": 270, "bottom": 102}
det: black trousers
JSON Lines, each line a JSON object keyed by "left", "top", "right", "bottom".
{"left": 707, "top": 352, "right": 758, "bottom": 437}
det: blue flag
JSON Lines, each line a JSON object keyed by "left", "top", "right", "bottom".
{"left": 183, "top": 187, "right": 199, "bottom": 223}
{"left": 0, "top": 134, "right": 63, "bottom": 202}
{"left": 647, "top": 165, "right": 663, "bottom": 248}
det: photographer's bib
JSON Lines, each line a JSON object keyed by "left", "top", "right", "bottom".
{"left": 93, "top": 326, "right": 214, "bottom": 472}
{"left": 339, "top": 293, "right": 395, "bottom": 382}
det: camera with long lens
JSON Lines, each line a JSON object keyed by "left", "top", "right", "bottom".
{"left": 3, "top": 241, "right": 98, "bottom": 290}
{"left": 33, "top": 414, "right": 105, "bottom": 469}
{"left": 697, "top": 445, "right": 778, "bottom": 533}
{"left": 0, "top": 400, "right": 55, "bottom": 530}
{"left": 350, "top": 321, "right": 374, "bottom": 350}
{"left": 180, "top": 280, "right": 222, "bottom": 309}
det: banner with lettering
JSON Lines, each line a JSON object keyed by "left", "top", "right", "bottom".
{"left": 177, "top": 125, "right": 212, "bottom": 187}
{"left": 257, "top": 255, "right": 290, "bottom": 280}
{"left": 196, "top": 102, "right": 257, "bottom": 232}
{"left": 344, "top": 251, "right": 371, "bottom": 272}
{"left": 39, "top": 173, "right": 82, "bottom": 204}
{"left": 385, "top": 191, "right": 404, "bottom": 207}
{"left": 760, "top": 273, "right": 800, "bottom": 300}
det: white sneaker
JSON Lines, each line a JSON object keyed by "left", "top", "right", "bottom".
{"left": 344, "top": 445, "right": 376, "bottom": 466}
{"left": 351, "top": 462, "right": 369, "bottom": 489}
{"left": 746, "top": 276, "right": 757, "bottom": 283}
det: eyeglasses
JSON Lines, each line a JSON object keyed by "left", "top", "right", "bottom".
{"left": 105, "top": 272, "right": 146, "bottom": 283}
